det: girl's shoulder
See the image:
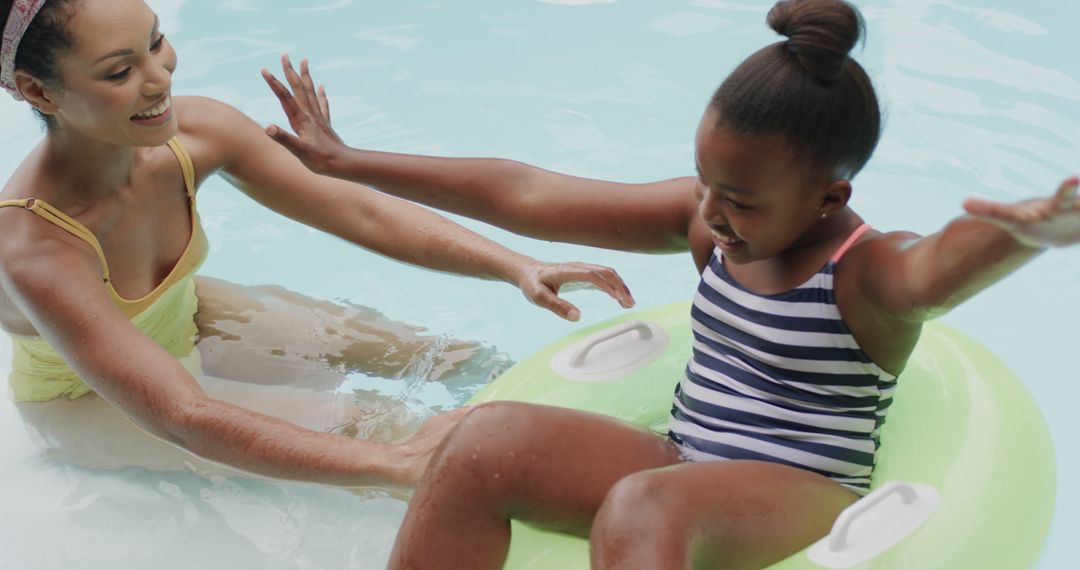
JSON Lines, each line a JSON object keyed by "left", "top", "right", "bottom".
{"left": 837, "top": 228, "right": 922, "bottom": 270}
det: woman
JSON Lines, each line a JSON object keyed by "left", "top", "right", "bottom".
{"left": 264, "top": 0, "right": 1078, "bottom": 566}
{"left": 0, "top": 0, "right": 633, "bottom": 487}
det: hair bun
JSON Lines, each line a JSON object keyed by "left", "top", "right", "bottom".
{"left": 767, "top": 0, "right": 864, "bottom": 82}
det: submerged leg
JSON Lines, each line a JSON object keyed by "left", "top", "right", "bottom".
{"left": 590, "top": 460, "right": 858, "bottom": 570}
{"left": 193, "top": 276, "right": 511, "bottom": 394}
{"left": 387, "top": 401, "right": 682, "bottom": 570}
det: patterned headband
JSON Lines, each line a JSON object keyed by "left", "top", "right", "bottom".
{"left": 1, "top": 0, "right": 48, "bottom": 101}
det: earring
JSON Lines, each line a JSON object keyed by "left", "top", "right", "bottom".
{"left": 820, "top": 211, "right": 828, "bottom": 219}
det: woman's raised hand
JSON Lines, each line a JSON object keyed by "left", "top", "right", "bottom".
{"left": 514, "top": 261, "right": 636, "bottom": 322}
{"left": 262, "top": 54, "right": 348, "bottom": 175}
{"left": 965, "top": 177, "right": 1080, "bottom": 248}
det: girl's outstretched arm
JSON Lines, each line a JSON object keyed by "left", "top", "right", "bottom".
{"left": 182, "top": 96, "right": 633, "bottom": 321}
{"left": 262, "top": 56, "right": 700, "bottom": 255}
{"left": 853, "top": 177, "right": 1080, "bottom": 323}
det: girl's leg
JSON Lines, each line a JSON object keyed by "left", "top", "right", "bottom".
{"left": 387, "top": 401, "right": 683, "bottom": 570}
{"left": 590, "top": 460, "right": 859, "bottom": 570}
{"left": 193, "top": 276, "right": 511, "bottom": 393}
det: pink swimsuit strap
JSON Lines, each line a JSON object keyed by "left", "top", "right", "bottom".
{"left": 831, "top": 223, "right": 873, "bottom": 263}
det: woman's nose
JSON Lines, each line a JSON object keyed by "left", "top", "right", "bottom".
{"left": 141, "top": 64, "right": 172, "bottom": 98}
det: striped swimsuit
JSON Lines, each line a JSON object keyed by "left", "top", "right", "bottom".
{"left": 668, "top": 225, "right": 897, "bottom": 495}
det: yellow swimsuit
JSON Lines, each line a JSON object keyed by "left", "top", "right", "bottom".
{"left": 1, "top": 138, "right": 210, "bottom": 402}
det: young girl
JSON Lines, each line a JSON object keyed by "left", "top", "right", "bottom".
{"left": 0, "top": 0, "right": 634, "bottom": 488}
{"left": 265, "top": 0, "right": 1078, "bottom": 566}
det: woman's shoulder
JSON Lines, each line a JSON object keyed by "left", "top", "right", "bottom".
{"left": 0, "top": 199, "right": 108, "bottom": 334}
{"left": 175, "top": 96, "right": 263, "bottom": 138}
{"left": 172, "top": 96, "right": 266, "bottom": 175}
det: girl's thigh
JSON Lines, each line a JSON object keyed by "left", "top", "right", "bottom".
{"left": 421, "top": 402, "right": 685, "bottom": 535}
{"left": 593, "top": 460, "right": 859, "bottom": 569}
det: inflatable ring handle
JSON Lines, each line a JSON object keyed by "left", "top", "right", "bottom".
{"left": 569, "top": 320, "right": 654, "bottom": 368}
{"left": 828, "top": 482, "right": 919, "bottom": 551}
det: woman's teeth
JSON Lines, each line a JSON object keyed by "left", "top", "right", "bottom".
{"left": 134, "top": 97, "right": 170, "bottom": 119}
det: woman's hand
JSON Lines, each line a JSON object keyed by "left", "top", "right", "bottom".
{"left": 262, "top": 54, "right": 348, "bottom": 176}
{"left": 965, "top": 176, "right": 1080, "bottom": 248}
{"left": 513, "top": 260, "right": 636, "bottom": 321}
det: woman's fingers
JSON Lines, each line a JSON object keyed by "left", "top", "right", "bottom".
{"left": 547, "top": 264, "right": 635, "bottom": 309}
{"left": 577, "top": 264, "right": 635, "bottom": 308}
{"left": 523, "top": 262, "right": 634, "bottom": 320}
{"left": 530, "top": 285, "right": 582, "bottom": 321}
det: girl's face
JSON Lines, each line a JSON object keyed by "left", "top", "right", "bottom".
{"left": 693, "top": 108, "right": 840, "bottom": 265}
{"left": 46, "top": 0, "right": 177, "bottom": 147}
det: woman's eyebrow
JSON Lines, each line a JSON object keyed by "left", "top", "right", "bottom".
{"left": 93, "top": 15, "right": 160, "bottom": 64}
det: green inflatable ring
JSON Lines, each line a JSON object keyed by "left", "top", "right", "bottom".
{"left": 467, "top": 302, "right": 1056, "bottom": 569}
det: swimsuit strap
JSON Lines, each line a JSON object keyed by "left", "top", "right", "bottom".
{"left": 0, "top": 197, "right": 112, "bottom": 282}
{"left": 166, "top": 137, "right": 197, "bottom": 199}
{"left": 830, "top": 223, "right": 873, "bottom": 263}
{"left": 0, "top": 137, "right": 196, "bottom": 284}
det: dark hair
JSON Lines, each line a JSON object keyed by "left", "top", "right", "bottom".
{"left": 709, "top": 0, "right": 881, "bottom": 179}
{"left": 1, "top": 0, "right": 80, "bottom": 129}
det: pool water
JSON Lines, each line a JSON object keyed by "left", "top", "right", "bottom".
{"left": 1, "top": 0, "right": 1076, "bottom": 568}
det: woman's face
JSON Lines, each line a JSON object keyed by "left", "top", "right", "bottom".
{"left": 46, "top": 0, "right": 177, "bottom": 147}
{"left": 693, "top": 108, "right": 835, "bottom": 265}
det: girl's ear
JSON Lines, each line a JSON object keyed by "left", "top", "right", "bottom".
{"left": 821, "top": 179, "right": 852, "bottom": 215}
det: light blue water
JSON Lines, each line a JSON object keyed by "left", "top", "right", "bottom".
{"left": 0, "top": 1, "right": 1076, "bottom": 568}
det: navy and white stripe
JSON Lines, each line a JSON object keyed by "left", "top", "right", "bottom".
{"left": 669, "top": 249, "right": 897, "bottom": 495}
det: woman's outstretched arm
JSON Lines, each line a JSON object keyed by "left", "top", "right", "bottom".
{"left": 0, "top": 226, "right": 460, "bottom": 488}
{"left": 262, "top": 56, "right": 700, "bottom": 255}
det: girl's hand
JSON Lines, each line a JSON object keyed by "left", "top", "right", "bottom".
{"left": 262, "top": 54, "right": 348, "bottom": 176}
{"left": 514, "top": 261, "right": 636, "bottom": 321}
{"left": 964, "top": 177, "right": 1080, "bottom": 248}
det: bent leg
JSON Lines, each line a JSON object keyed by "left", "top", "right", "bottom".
{"left": 591, "top": 460, "right": 859, "bottom": 570}
{"left": 388, "top": 401, "right": 683, "bottom": 570}
{"left": 194, "top": 276, "right": 511, "bottom": 393}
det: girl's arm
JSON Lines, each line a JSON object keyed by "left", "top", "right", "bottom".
{"left": 261, "top": 57, "right": 700, "bottom": 255}
{"left": 853, "top": 177, "right": 1080, "bottom": 322}
{"left": 182, "top": 96, "right": 632, "bottom": 320}
{"left": 0, "top": 234, "right": 454, "bottom": 488}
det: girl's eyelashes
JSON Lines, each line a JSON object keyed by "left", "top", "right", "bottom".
{"left": 724, "top": 197, "right": 752, "bottom": 211}
{"left": 106, "top": 68, "right": 132, "bottom": 81}
{"left": 151, "top": 34, "right": 165, "bottom": 51}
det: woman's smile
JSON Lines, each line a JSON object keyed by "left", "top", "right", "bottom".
{"left": 130, "top": 94, "right": 172, "bottom": 126}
